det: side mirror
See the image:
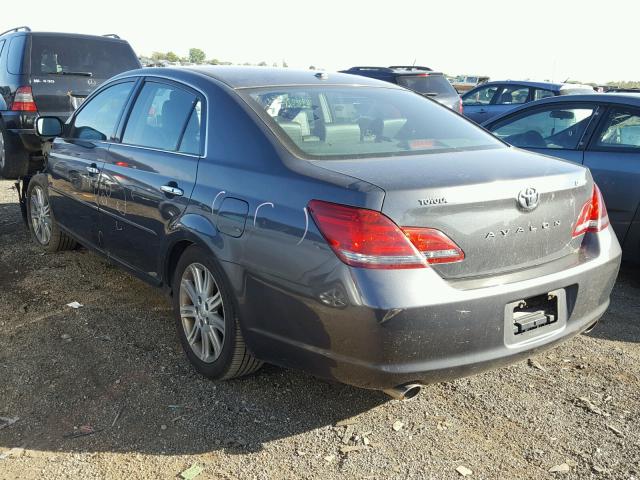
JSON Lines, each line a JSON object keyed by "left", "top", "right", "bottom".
{"left": 35, "top": 116, "right": 63, "bottom": 137}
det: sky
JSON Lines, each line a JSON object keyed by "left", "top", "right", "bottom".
{"left": 3, "top": 0, "right": 639, "bottom": 84}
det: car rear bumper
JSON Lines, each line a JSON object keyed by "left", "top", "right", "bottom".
{"left": 2, "top": 111, "right": 41, "bottom": 153}
{"left": 242, "top": 227, "right": 621, "bottom": 390}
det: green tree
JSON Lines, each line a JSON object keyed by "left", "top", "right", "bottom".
{"left": 166, "top": 51, "right": 179, "bottom": 63}
{"left": 258, "top": 61, "right": 268, "bottom": 67}
{"left": 151, "top": 51, "right": 167, "bottom": 61}
{"left": 309, "top": 65, "right": 316, "bottom": 70}
{"left": 207, "top": 58, "right": 220, "bottom": 65}
{"left": 282, "top": 59, "right": 288, "bottom": 68}
{"left": 189, "top": 48, "right": 206, "bottom": 64}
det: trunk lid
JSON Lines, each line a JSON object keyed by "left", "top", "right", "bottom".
{"left": 311, "top": 147, "right": 592, "bottom": 279}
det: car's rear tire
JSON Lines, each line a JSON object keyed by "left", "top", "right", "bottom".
{"left": 172, "top": 246, "right": 263, "bottom": 380}
{"left": 0, "top": 127, "right": 28, "bottom": 180}
{"left": 26, "top": 175, "right": 77, "bottom": 252}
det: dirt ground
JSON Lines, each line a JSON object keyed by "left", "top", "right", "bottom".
{"left": 0, "top": 179, "right": 639, "bottom": 480}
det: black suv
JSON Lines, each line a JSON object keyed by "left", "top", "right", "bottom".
{"left": 340, "top": 66, "right": 462, "bottom": 113}
{"left": 0, "top": 27, "right": 140, "bottom": 179}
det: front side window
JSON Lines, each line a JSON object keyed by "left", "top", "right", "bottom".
{"left": 245, "top": 86, "right": 503, "bottom": 159}
{"left": 71, "top": 81, "right": 134, "bottom": 141}
{"left": 462, "top": 85, "right": 499, "bottom": 106}
{"left": 491, "top": 106, "right": 595, "bottom": 149}
{"left": 122, "top": 82, "right": 198, "bottom": 152}
{"left": 495, "top": 86, "right": 530, "bottom": 105}
{"left": 594, "top": 109, "right": 640, "bottom": 150}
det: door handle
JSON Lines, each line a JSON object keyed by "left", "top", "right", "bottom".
{"left": 160, "top": 184, "right": 184, "bottom": 197}
{"left": 86, "top": 164, "right": 99, "bottom": 175}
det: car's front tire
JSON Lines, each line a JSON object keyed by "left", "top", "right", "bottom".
{"left": 26, "top": 175, "right": 76, "bottom": 252}
{"left": 172, "top": 246, "right": 263, "bottom": 380}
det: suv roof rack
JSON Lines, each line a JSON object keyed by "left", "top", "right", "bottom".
{"left": 102, "top": 33, "right": 121, "bottom": 39}
{"left": 389, "top": 65, "right": 433, "bottom": 72}
{"left": 0, "top": 26, "right": 31, "bottom": 37}
{"left": 346, "top": 66, "right": 395, "bottom": 73}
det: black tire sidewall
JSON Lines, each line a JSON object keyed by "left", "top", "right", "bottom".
{"left": 172, "top": 246, "right": 240, "bottom": 379}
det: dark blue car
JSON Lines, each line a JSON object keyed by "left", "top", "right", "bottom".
{"left": 26, "top": 67, "right": 620, "bottom": 398}
{"left": 462, "top": 80, "right": 594, "bottom": 123}
{"left": 483, "top": 93, "right": 640, "bottom": 263}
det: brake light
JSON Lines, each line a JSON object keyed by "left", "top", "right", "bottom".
{"left": 572, "top": 184, "right": 609, "bottom": 238}
{"left": 11, "top": 86, "right": 37, "bottom": 112}
{"left": 308, "top": 200, "right": 464, "bottom": 269}
{"left": 457, "top": 99, "right": 464, "bottom": 114}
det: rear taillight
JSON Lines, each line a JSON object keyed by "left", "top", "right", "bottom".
{"left": 402, "top": 227, "right": 465, "bottom": 264}
{"left": 457, "top": 99, "right": 464, "bottom": 114}
{"left": 572, "top": 184, "right": 609, "bottom": 238}
{"left": 11, "top": 86, "right": 38, "bottom": 112}
{"left": 308, "top": 200, "right": 464, "bottom": 269}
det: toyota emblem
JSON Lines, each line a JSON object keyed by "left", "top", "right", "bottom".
{"left": 517, "top": 187, "right": 539, "bottom": 211}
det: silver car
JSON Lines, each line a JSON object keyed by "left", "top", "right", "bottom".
{"left": 30, "top": 67, "right": 621, "bottom": 400}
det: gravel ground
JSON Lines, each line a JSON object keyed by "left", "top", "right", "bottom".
{"left": 0, "top": 179, "right": 639, "bottom": 480}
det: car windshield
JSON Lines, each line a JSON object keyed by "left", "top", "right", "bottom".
{"left": 396, "top": 75, "right": 455, "bottom": 95}
{"left": 244, "top": 86, "right": 502, "bottom": 160}
{"left": 30, "top": 35, "right": 140, "bottom": 79}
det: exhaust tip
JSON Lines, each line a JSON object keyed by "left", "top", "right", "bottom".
{"left": 584, "top": 320, "right": 599, "bottom": 333}
{"left": 383, "top": 383, "right": 422, "bottom": 401}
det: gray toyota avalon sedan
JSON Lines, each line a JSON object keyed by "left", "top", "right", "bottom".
{"left": 30, "top": 67, "right": 621, "bottom": 399}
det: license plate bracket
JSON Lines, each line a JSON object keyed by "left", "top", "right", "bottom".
{"left": 504, "top": 288, "right": 567, "bottom": 346}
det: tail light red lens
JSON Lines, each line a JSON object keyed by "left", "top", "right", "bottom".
{"left": 572, "top": 184, "right": 609, "bottom": 238}
{"left": 402, "top": 227, "right": 465, "bottom": 264}
{"left": 457, "top": 99, "right": 464, "bottom": 115}
{"left": 308, "top": 200, "right": 464, "bottom": 269}
{"left": 11, "top": 86, "right": 38, "bottom": 112}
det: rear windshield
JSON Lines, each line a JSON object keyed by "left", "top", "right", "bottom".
{"left": 244, "top": 86, "right": 503, "bottom": 160}
{"left": 396, "top": 75, "right": 456, "bottom": 96}
{"left": 30, "top": 35, "right": 140, "bottom": 79}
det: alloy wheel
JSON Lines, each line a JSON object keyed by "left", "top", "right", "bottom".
{"left": 30, "top": 185, "right": 52, "bottom": 245}
{"left": 179, "top": 263, "right": 225, "bottom": 363}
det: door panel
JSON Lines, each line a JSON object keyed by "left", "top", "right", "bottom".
{"left": 462, "top": 84, "right": 501, "bottom": 123}
{"left": 99, "top": 146, "right": 199, "bottom": 278}
{"left": 583, "top": 150, "right": 640, "bottom": 242}
{"left": 47, "top": 138, "right": 105, "bottom": 247}
{"left": 98, "top": 80, "right": 203, "bottom": 278}
{"left": 46, "top": 80, "right": 136, "bottom": 247}
{"left": 585, "top": 107, "right": 640, "bottom": 244}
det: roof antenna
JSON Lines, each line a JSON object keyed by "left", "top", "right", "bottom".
{"left": 412, "top": 59, "right": 416, "bottom": 66}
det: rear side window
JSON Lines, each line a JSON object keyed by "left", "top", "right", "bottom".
{"left": 594, "top": 108, "right": 640, "bottom": 150}
{"left": 7, "top": 36, "right": 27, "bottom": 74}
{"left": 491, "top": 106, "right": 595, "bottom": 149}
{"left": 71, "top": 81, "right": 134, "bottom": 141}
{"left": 246, "top": 86, "right": 503, "bottom": 159}
{"left": 396, "top": 75, "right": 456, "bottom": 96}
{"left": 30, "top": 35, "right": 139, "bottom": 79}
{"left": 122, "top": 82, "right": 198, "bottom": 152}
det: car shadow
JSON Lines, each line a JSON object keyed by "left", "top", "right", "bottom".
{"left": 0, "top": 194, "right": 388, "bottom": 455}
{"left": 586, "top": 261, "right": 640, "bottom": 344}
